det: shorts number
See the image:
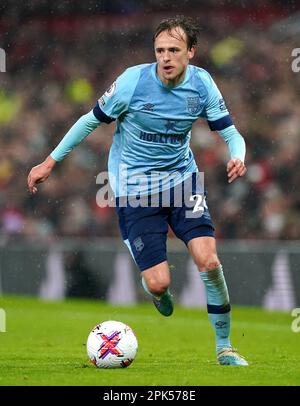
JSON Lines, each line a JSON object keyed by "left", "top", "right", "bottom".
{"left": 190, "top": 194, "right": 207, "bottom": 213}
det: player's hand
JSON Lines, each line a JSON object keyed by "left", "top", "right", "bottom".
{"left": 227, "top": 158, "right": 247, "bottom": 184}
{"left": 27, "top": 156, "right": 56, "bottom": 194}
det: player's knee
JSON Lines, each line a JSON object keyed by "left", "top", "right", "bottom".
{"left": 146, "top": 277, "right": 170, "bottom": 296}
{"left": 206, "top": 259, "right": 221, "bottom": 271}
{"left": 194, "top": 254, "right": 220, "bottom": 272}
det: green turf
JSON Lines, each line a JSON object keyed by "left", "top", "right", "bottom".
{"left": 0, "top": 296, "right": 299, "bottom": 386}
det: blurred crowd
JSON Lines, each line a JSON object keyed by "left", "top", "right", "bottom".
{"left": 0, "top": 1, "right": 300, "bottom": 241}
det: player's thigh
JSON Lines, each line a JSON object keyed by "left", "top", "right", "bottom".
{"left": 116, "top": 205, "right": 169, "bottom": 272}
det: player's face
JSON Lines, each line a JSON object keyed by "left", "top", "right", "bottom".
{"left": 154, "top": 27, "right": 195, "bottom": 87}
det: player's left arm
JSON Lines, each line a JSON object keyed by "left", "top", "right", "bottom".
{"left": 200, "top": 71, "right": 246, "bottom": 183}
{"left": 219, "top": 125, "right": 246, "bottom": 183}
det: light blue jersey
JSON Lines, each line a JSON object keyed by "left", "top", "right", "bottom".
{"left": 51, "top": 63, "right": 245, "bottom": 196}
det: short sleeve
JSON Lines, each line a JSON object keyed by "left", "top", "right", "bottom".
{"left": 93, "top": 66, "right": 141, "bottom": 122}
{"left": 200, "top": 71, "right": 233, "bottom": 131}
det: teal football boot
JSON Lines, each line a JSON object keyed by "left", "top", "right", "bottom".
{"left": 152, "top": 290, "right": 174, "bottom": 317}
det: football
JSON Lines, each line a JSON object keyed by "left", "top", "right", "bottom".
{"left": 87, "top": 320, "right": 138, "bottom": 368}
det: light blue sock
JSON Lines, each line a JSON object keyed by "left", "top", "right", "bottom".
{"left": 200, "top": 265, "right": 231, "bottom": 353}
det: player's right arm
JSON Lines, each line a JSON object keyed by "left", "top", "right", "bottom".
{"left": 27, "top": 155, "right": 57, "bottom": 194}
{"left": 27, "top": 110, "right": 102, "bottom": 193}
{"left": 27, "top": 66, "right": 141, "bottom": 194}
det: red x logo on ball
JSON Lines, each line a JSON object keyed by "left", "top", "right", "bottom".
{"left": 98, "top": 331, "right": 122, "bottom": 359}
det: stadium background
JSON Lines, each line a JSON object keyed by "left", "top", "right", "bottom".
{"left": 0, "top": 0, "right": 300, "bottom": 309}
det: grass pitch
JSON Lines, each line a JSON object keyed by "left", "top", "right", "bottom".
{"left": 0, "top": 296, "right": 299, "bottom": 386}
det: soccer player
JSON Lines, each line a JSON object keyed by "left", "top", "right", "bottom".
{"left": 28, "top": 16, "right": 248, "bottom": 366}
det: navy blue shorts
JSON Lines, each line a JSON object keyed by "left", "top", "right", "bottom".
{"left": 115, "top": 176, "right": 215, "bottom": 272}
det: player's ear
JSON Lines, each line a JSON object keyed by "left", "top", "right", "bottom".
{"left": 188, "top": 46, "right": 195, "bottom": 60}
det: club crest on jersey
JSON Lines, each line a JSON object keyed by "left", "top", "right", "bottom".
{"left": 187, "top": 96, "right": 200, "bottom": 114}
{"left": 104, "top": 81, "right": 116, "bottom": 98}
